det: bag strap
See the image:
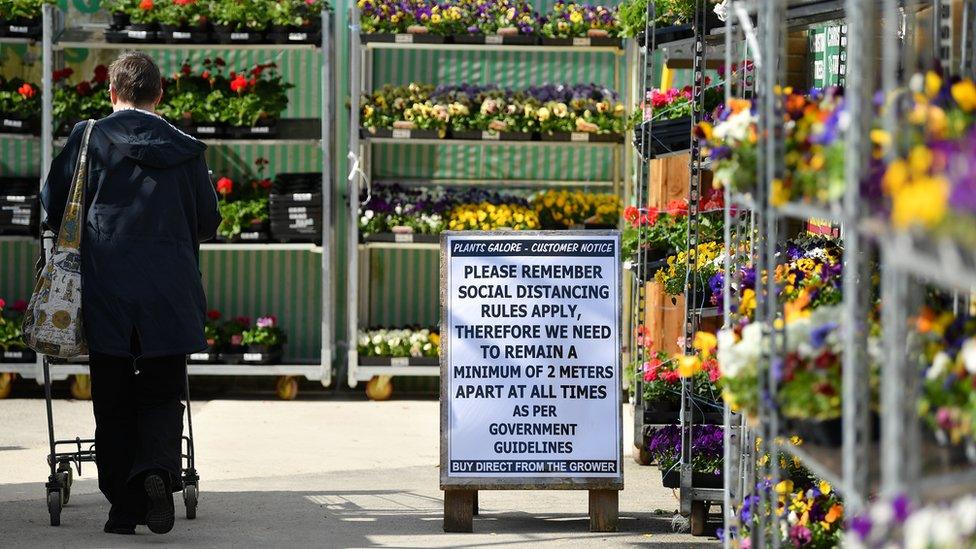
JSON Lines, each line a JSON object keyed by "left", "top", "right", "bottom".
{"left": 54, "top": 119, "right": 96, "bottom": 251}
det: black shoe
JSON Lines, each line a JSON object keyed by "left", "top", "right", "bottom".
{"left": 143, "top": 474, "right": 175, "bottom": 534}
{"left": 104, "top": 517, "right": 137, "bottom": 535}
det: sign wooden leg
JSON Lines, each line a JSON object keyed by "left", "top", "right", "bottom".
{"left": 443, "top": 489, "right": 476, "bottom": 533}
{"left": 472, "top": 490, "right": 479, "bottom": 516}
{"left": 588, "top": 489, "right": 618, "bottom": 533}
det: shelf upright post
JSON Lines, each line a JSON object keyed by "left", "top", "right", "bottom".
{"left": 35, "top": 2, "right": 55, "bottom": 384}
{"left": 346, "top": 3, "right": 363, "bottom": 388}
{"left": 320, "top": 8, "right": 334, "bottom": 387}
{"left": 964, "top": 0, "right": 976, "bottom": 75}
{"left": 841, "top": 0, "right": 877, "bottom": 514}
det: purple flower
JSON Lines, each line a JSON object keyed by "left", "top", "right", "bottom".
{"left": 849, "top": 514, "right": 873, "bottom": 540}
{"left": 789, "top": 525, "right": 812, "bottom": 546}
{"left": 810, "top": 322, "right": 838, "bottom": 348}
{"left": 256, "top": 316, "right": 275, "bottom": 328}
{"left": 892, "top": 494, "right": 912, "bottom": 523}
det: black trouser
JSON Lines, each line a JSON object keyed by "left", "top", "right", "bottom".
{"left": 89, "top": 348, "right": 186, "bottom": 522}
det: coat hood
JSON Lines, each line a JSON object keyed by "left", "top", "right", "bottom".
{"left": 95, "top": 109, "right": 206, "bottom": 169}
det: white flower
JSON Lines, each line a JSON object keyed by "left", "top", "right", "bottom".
{"left": 713, "top": 0, "right": 728, "bottom": 21}
{"left": 960, "top": 338, "right": 976, "bottom": 374}
{"left": 371, "top": 334, "right": 382, "bottom": 345}
{"left": 928, "top": 351, "right": 951, "bottom": 380}
{"left": 365, "top": 210, "right": 374, "bottom": 220}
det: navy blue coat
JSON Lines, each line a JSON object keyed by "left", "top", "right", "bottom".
{"left": 41, "top": 110, "right": 221, "bottom": 358}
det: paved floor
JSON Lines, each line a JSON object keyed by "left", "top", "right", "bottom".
{"left": 0, "top": 395, "right": 720, "bottom": 548}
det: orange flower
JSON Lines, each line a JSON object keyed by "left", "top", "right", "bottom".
{"left": 17, "top": 83, "right": 34, "bottom": 99}
{"left": 139, "top": 0, "right": 153, "bottom": 9}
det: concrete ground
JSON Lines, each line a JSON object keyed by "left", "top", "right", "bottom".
{"left": 0, "top": 389, "right": 720, "bottom": 548}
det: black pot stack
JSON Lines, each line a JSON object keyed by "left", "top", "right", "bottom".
{"left": 269, "top": 172, "right": 323, "bottom": 243}
{"left": 0, "top": 177, "right": 38, "bottom": 236}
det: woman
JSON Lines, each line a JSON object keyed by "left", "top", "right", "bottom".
{"left": 40, "top": 51, "right": 220, "bottom": 535}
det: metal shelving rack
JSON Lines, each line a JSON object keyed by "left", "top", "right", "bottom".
{"left": 345, "top": 6, "right": 628, "bottom": 395}
{"left": 0, "top": 4, "right": 335, "bottom": 397}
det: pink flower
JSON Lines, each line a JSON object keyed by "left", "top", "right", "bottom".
{"left": 256, "top": 316, "right": 275, "bottom": 328}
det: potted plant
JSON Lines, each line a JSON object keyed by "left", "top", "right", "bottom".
{"left": 268, "top": 0, "right": 324, "bottom": 44}
{"left": 654, "top": 240, "right": 724, "bottom": 307}
{"left": 52, "top": 65, "right": 112, "bottom": 136}
{"left": 539, "top": 1, "right": 621, "bottom": 47}
{"left": 211, "top": 0, "right": 270, "bottom": 43}
{"left": 646, "top": 424, "right": 724, "bottom": 488}
{"left": 241, "top": 315, "right": 286, "bottom": 363}
{"left": 215, "top": 158, "right": 273, "bottom": 241}
{"left": 531, "top": 84, "right": 630, "bottom": 142}
{"left": 617, "top": 0, "right": 724, "bottom": 47}
{"left": 357, "top": 328, "right": 440, "bottom": 366}
{"left": 218, "top": 315, "right": 250, "bottom": 362}
{"left": 0, "top": 77, "right": 40, "bottom": 134}
{"left": 159, "top": 58, "right": 231, "bottom": 137}
{"left": 156, "top": 0, "right": 210, "bottom": 43}
{"left": 187, "top": 309, "right": 223, "bottom": 363}
{"left": 223, "top": 62, "right": 292, "bottom": 137}
{"left": 0, "top": 298, "right": 36, "bottom": 363}
{"left": 358, "top": 0, "right": 445, "bottom": 44}
{"left": 453, "top": 0, "right": 538, "bottom": 45}
{"left": 104, "top": 0, "right": 162, "bottom": 42}
{"left": 360, "top": 83, "right": 437, "bottom": 138}
{"left": 531, "top": 189, "right": 619, "bottom": 229}
{"left": 0, "top": 0, "right": 54, "bottom": 39}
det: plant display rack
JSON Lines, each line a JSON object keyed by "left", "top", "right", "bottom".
{"left": 0, "top": 4, "right": 335, "bottom": 400}
{"left": 344, "top": 4, "right": 629, "bottom": 399}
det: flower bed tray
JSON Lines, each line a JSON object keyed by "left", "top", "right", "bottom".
{"left": 104, "top": 28, "right": 161, "bottom": 43}
{"left": 160, "top": 28, "right": 212, "bottom": 44}
{"left": 359, "top": 356, "right": 439, "bottom": 367}
{"left": 643, "top": 402, "right": 724, "bottom": 425}
{"left": 539, "top": 131, "right": 623, "bottom": 143}
{"left": 1, "top": 18, "right": 42, "bottom": 39}
{"left": 359, "top": 127, "right": 441, "bottom": 140}
{"left": 360, "top": 33, "right": 446, "bottom": 44}
{"left": 450, "top": 129, "right": 534, "bottom": 141}
{"left": 453, "top": 34, "right": 537, "bottom": 45}
{"left": 227, "top": 124, "right": 279, "bottom": 139}
{"left": 364, "top": 232, "right": 440, "bottom": 245}
{"left": 188, "top": 350, "right": 219, "bottom": 364}
{"left": 633, "top": 117, "right": 692, "bottom": 158}
{"left": 1, "top": 116, "right": 38, "bottom": 135}
{"left": 785, "top": 414, "right": 880, "bottom": 448}
{"left": 637, "top": 25, "right": 694, "bottom": 48}
{"left": 213, "top": 29, "right": 267, "bottom": 44}
{"left": 217, "top": 352, "right": 244, "bottom": 364}
{"left": 268, "top": 28, "right": 321, "bottom": 44}
{"left": 661, "top": 470, "right": 724, "bottom": 489}
{"left": 539, "top": 36, "right": 622, "bottom": 48}
{"left": 1, "top": 349, "right": 37, "bottom": 363}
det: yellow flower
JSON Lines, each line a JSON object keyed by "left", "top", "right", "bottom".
{"left": 891, "top": 175, "right": 949, "bottom": 229}
{"left": 925, "top": 71, "right": 943, "bottom": 98}
{"left": 771, "top": 178, "right": 788, "bottom": 206}
{"left": 569, "top": 10, "right": 582, "bottom": 23}
{"left": 870, "top": 129, "right": 891, "bottom": 147}
{"left": 693, "top": 331, "right": 717, "bottom": 357}
{"left": 883, "top": 159, "right": 909, "bottom": 193}
{"left": 818, "top": 480, "right": 832, "bottom": 495}
{"left": 677, "top": 355, "right": 701, "bottom": 378}
{"left": 953, "top": 80, "right": 976, "bottom": 112}
{"left": 775, "top": 479, "right": 794, "bottom": 497}
{"left": 537, "top": 107, "right": 551, "bottom": 121}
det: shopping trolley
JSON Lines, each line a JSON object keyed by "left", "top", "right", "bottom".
{"left": 36, "top": 231, "right": 200, "bottom": 526}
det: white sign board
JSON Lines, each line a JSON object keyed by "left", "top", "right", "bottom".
{"left": 440, "top": 231, "right": 622, "bottom": 489}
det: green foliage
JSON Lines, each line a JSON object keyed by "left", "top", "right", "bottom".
{"left": 218, "top": 198, "right": 268, "bottom": 238}
{"left": 268, "top": 0, "right": 324, "bottom": 27}
{"left": 210, "top": 0, "right": 270, "bottom": 29}
{"left": 0, "top": 77, "right": 40, "bottom": 118}
{"left": 0, "top": 0, "right": 54, "bottom": 20}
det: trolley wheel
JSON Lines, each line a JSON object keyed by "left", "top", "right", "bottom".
{"left": 634, "top": 444, "right": 652, "bottom": 466}
{"left": 57, "top": 469, "right": 72, "bottom": 505}
{"left": 0, "top": 372, "right": 13, "bottom": 399}
{"left": 70, "top": 374, "right": 92, "bottom": 400}
{"left": 47, "top": 490, "right": 62, "bottom": 526}
{"left": 365, "top": 375, "right": 393, "bottom": 401}
{"left": 275, "top": 376, "right": 298, "bottom": 400}
{"left": 183, "top": 483, "right": 198, "bottom": 520}
{"left": 689, "top": 500, "right": 707, "bottom": 536}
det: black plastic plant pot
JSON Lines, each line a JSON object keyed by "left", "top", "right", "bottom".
{"left": 449, "top": 129, "right": 534, "bottom": 141}
{"left": 217, "top": 352, "right": 244, "bottom": 364}
{"left": 539, "top": 36, "right": 622, "bottom": 48}
{"left": 228, "top": 121, "right": 278, "bottom": 139}
{"left": 111, "top": 12, "right": 130, "bottom": 29}
{"left": 360, "top": 32, "right": 446, "bottom": 44}
{"left": 633, "top": 116, "right": 693, "bottom": 158}
{"left": 242, "top": 345, "right": 283, "bottom": 364}
{"left": 785, "top": 414, "right": 881, "bottom": 448}
{"left": 104, "top": 25, "right": 161, "bottom": 43}
{"left": 178, "top": 121, "right": 227, "bottom": 138}
{"left": 213, "top": 24, "right": 266, "bottom": 43}
{"left": 661, "top": 470, "right": 724, "bottom": 489}
{"left": 641, "top": 257, "right": 670, "bottom": 281}
{"left": 453, "top": 33, "right": 537, "bottom": 45}
{"left": 358, "top": 355, "right": 440, "bottom": 366}
{"left": 1, "top": 348, "right": 37, "bottom": 363}
{"left": 359, "top": 127, "right": 441, "bottom": 140}
{"left": 363, "top": 232, "right": 440, "bottom": 245}
{"left": 540, "top": 131, "right": 623, "bottom": 143}
{"left": 159, "top": 24, "right": 211, "bottom": 43}
{"left": 0, "top": 115, "right": 39, "bottom": 135}
{"left": 5, "top": 17, "right": 42, "bottom": 38}
{"left": 187, "top": 346, "right": 219, "bottom": 364}
{"left": 268, "top": 25, "right": 321, "bottom": 44}
{"left": 235, "top": 230, "right": 270, "bottom": 243}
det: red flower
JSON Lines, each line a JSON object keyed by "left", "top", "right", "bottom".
{"left": 53, "top": 67, "right": 74, "bottom": 82}
{"left": 814, "top": 351, "right": 836, "bottom": 370}
{"left": 139, "top": 0, "right": 153, "bottom": 9}
{"left": 174, "top": 0, "right": 194, "bottom": 5}
{"left": 17, "top": 83, "right": 34, "bottom": 99}
{"left": 201, "top": 70, "right": 211, "bottom": 80}
{"left": 75, "top": 81, "right": 91, "bottom": 95}
{"left": 255, "top": 157, "right": 269, "bottom": 166}
{"left": 230, "top": 74, "right": 248, "bottom": 93}
{"left": 181, "top": 63, "right": 191, "bottom": 76}
{"left": 0, "top": 298, "right": 5, "bottom": 310}
{"left": 12, "top": 299, "right": 28, "bottom": 313}
{"left": 663, "top": 370, "right": 680, "bottom": 384}
{"left": 92, "top": 65, "right": 108, "bottom": 84}
{"left": 666, "top": 199, "right": 688, "bottom": 217}
{"left": 643, "top": 206, "right": 659, "bottom": 226}
{"left": 258, "top": 178, "right": 272, "bottom": 189}
{"left": 623, "top": 205, "right": 639, "bottom": 226}
{"left": 207, "top": 310, "right": 222, "bottom": 321}
{"left": 234, "top": 316, "right": 251, "bottom": 328}
{"left": 216, "top": 177, "right": 233, "bottom": 196}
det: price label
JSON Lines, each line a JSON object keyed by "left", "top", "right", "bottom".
{"left": 240, "top": 232, "right": 260, "bottom": 240}
{"left": 391, "top": 128, "right": 411, "bottom": 139}
{"left": 570, "top": 132, "right": 589, "bottom": 142}
{"left": 189, "top": 353, "right": 209, "bottom": 360}
{"left": 197, "top": 126, "right": 217, "bottom": 134}
{"left": 127, "top": 30, "right": 148, "bottom": 39}
{"left": 243, "top": 353, "right": 263, "bottom": 361}
{"left": 3, "top": 351, "right": 26, "bottom": 360}
{"left": 390, "top": 357, "right": 409, "bottom": 367}
{"left": 231, "top": 32, "right": 249, "bottom": 40}
{"left": 3, "top": 119, "right": 24, "bottom": 128}
{"left": 486, "top": 35, "right": 503, "bottom": 44}
{"left": 250, "top": 126, "right": 270, "bottom": 134}
{"left": 394, "top": 34, "right": 413, "bottom": 43}
{"left": 12, "top": 217, "right": 30, "bottom": 225}
{"left": 10, "top": 25, "right": 28, "bottom": 34}
{"left": 394, "top": 233, "right": 414, "bottom": 243}
{"left": 481, "top": 131, "right": 500, "bottom": 140}
{"left": 292, "top": 193, "right": 313, "bottom": 202}
{"left": 172, "top": 31, "right": 191, "bottom": 39}
{"left": 5, "top": 195, "right": 27, "bottom": 202}
{"left": 288, "top": 32, "right": 307, "bottom": 41}
{"left": 572, "top": 37, "right": 591, "bottom": 46}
